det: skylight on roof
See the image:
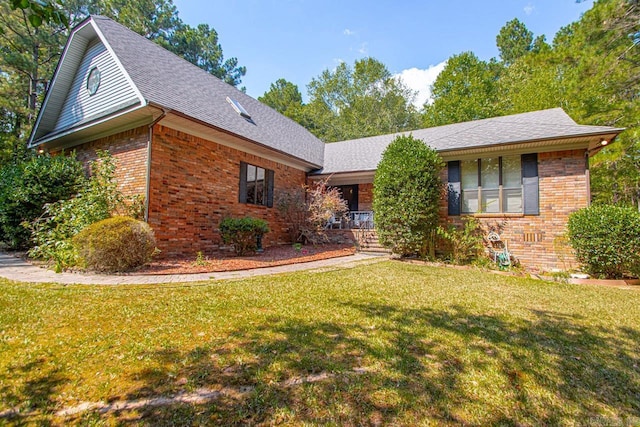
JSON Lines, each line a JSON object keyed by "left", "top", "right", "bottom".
{"left": 226, "top": 97, "right": 251, "bottom": 119}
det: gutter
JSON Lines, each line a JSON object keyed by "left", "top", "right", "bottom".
{"left": 145, "top": 107, "right": 170, "bottom": 222}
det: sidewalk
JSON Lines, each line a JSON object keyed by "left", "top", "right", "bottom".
{"left": 0, "top": 252, "right": 385, "bottom": 285}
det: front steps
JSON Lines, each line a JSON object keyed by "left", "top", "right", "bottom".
{"left": 355, "top": 229, "right": 390, "bottom": 255}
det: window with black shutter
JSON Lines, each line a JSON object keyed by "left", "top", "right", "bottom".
{"left": 448, "top": 154, "right": 538, "bottom": 215}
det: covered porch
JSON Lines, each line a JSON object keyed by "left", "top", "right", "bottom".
{"left": 326, "top": 182, "right": 375, "bottom": 230}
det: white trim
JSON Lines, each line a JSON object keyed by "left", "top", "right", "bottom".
{"left": 28, "top": 19, "right": 93, "bottom": 147}
{"left": 30, "top": 103, "right": 147, "bottom": 148}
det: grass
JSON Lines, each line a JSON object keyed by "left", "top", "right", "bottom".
{"left": 1, "top": 261, "right": 639, "bottom": 425}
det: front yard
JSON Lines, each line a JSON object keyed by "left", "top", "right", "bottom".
{"left": 1, "top": 261, "right": 639, "bottom": 425}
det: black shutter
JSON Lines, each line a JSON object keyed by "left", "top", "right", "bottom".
{"left": 266, "top": 169, "right": 275, "bottom": 207}
{"left": 522, "top": 153, "right": 539, "bottom": 215}
{"left": 239, "top": 162, "right": 248, "bottom": 203}
{"left": 448, "top": 161, "right": 461, "bottom": 216}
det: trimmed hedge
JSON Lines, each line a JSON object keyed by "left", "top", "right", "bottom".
{"left": 373, "top": 134, "right": 444, "bottom": 257}
{"left": 73, "top": 216, "right": 157, "bottom": 272}
{"left": 219, "top": 217, "right": 269, "bottom": 256}
{"left": 567, "top": 204, "right": 640, "bottom": 279}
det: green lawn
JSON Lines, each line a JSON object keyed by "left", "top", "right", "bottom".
{"left": 1, "top": 261, "right": 639, "bottom": 425}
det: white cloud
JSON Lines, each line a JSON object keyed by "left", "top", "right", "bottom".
{"left": 343, "top": 28, "right": 355, "bottom": 36}
{"left": 524, "top": 3, "right": 535, "bottom": 15}
{"left": 358, "top": 42, "right": 368, "bottom": 55}
{"left": 394, "top": 61, "right": 447, "bottom": 109}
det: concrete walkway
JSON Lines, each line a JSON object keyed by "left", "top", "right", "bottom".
{"left": 0, "top": 252, "right": 385, "bottom": 285}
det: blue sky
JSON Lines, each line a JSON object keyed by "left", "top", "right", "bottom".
{"left": 172, "top": 0, "right": 595, "bottom": 106}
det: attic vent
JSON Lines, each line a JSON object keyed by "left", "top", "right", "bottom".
{"left": 226, "top": 97, "right": 251, "bottom": 119}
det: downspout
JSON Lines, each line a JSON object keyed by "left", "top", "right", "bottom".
{"left": 585, "top": 150, "right": 591, "bottom": 207}
{"left": 145, "top": 109, "right": 169, "bottom": 222}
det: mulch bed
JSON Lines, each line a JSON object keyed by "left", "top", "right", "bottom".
{"left": 132, "top": 244, "right": 356, "bottom": 275}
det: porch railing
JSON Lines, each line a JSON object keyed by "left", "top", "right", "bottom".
{"left": 327, "top": 211, "right": 374, "bottom": 230}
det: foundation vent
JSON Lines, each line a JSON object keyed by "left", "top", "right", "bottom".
{"left": 523, "top": 232, "right": 544, "bottom": 242}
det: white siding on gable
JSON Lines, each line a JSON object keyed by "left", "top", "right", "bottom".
{"left": 53, "top": 40, "right": 139, "bottom": 132}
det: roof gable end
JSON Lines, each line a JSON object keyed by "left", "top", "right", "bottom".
{"left": 29, "top": 17, "right": 145, "bottom": 147}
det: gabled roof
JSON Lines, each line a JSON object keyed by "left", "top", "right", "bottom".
{"left": 315, "top": 108, "right": 624, "bottom": 175}
{"left": 30, "top": 16, "right": 324, "bottom": 168}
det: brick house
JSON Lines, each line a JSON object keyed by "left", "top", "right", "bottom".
{"left": 29, "top": 16, "right": 623, "bottom": 270}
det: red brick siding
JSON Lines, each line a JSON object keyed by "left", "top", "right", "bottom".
{"left": 72, "top": 126, "right": 148, "bottom": 198}
{"left": 148, "top": 125, "right": 307, "bottom": 258}
{"left": 439, "top": 149, "right": 587, "bottom": 272}
{"left": 358, "top": 183, "right": 374, "bottom": 211}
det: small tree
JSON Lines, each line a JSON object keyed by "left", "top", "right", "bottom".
{"left": 276, "top": 179, "right": 348, "bottom": 244}
{"left": 373, "top": 135, "right": 444, "bottom": 257}
{"left": 303, "top": 179, "right": 348, "bottom": 244}
{"left": 275, "top": 186, "right": 307, "bottom": 243}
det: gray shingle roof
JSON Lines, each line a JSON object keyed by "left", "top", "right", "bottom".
{"left": 92, "top": 16, "right": 324, "bottom": 167}
{"left": 315, "top": 108, "right": 623, "bottom": 175}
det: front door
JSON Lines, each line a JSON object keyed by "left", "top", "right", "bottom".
{"left": 337, "top": 185, "right": 358, "bottom": 211}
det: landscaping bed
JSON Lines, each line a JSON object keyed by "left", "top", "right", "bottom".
{"left": 132, "top": 243, "right": 356, "bottom": 275}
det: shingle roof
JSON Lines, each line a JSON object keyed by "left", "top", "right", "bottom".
{"left": 91, "top": 16, "right": 324, "bottom": 167}
{"left": 315, "top": 108, "right": 623, "bottom": 175}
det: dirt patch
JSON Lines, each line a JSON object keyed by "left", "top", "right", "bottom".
{"left": 132, "top": 244, "right": 356, "bottom": 275}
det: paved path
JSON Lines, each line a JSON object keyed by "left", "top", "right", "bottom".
{"left": 0, "top": 252, "right": 385, "bottom": 285}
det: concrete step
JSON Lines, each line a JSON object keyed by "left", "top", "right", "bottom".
{"left": 357, "top": 231, "right": 391, "bottom": 254}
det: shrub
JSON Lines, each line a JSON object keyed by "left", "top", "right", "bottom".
{"left": 437, "top": 217, "right": 484, "bottom": 265}
{"left": 567, "top": 204, "right": 640, "bottom": 279}
{"left": 219, "top": 217, "right": 270, "bottom": 256}
{"left": 275, "top": 186, "right": 307, "bottom": 243}
{"left": 302, "top": 179, "right": 348, "bottom": 244}
{"left": 276, "top": 179, "right": 348, "bottom": 244}
{"left": 73, "top": 216, "right": 157, "bottom": 272}
{"left": 27, "top": 151, "right": 124, "bottom": 271}
{"left": 373, "top": 134, "right": 444, "bottom": 257}
{"left": 0, "top": 153, "right": 84, "bottom": 249}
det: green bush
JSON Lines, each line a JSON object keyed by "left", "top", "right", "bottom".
{"left": 27, "top": 151, "right": 124, "bottom": 271}
{"left": 567, "top": 204, "right": 640, "bottom": 279}
{"left": 0, "top": 153, "right": 84, "bottom": 249}
{"left": 73, "top": 216, "right": 157, "bottom": 273}
{"left": 219, "top": 217, "right": 269, "bottom": 256}
{"left": 437, "top": 217, "right": 485, "bottom": 265}
{"left": 373, "top": 134, "right": 444, "bottom": 257}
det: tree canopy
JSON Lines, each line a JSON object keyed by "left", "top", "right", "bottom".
{"left": 422, "top": 52, "right": 500, "bottom": 127}
{"left": 496, "top": 18, "right": 533, "bottom": 65}
{"left": 258, "top": 78, "right": 305, "bottom": 120}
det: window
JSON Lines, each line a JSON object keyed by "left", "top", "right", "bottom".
{"left": 448, "top": 154, "right": 538, "bottom": 215}
{"left": 226, "top": 96, "right": 251, "bottom": 119}
{"left": 239, "top": 162, "right": 274, "bottom": 207}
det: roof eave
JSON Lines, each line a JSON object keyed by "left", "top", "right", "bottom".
{"left": 437, "top": 129, "right": 625, "bottom": 159}
{"left": 157, "top": 106, "right": 323, "bottom": 171}
{"left": 30, "top": 102, "right": 152, "bottom": 150}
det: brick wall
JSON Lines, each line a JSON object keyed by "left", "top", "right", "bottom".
{"left": 72, "top": 126, "right": 148, "bottom": 198}
{"left": 439, "top": 149, "right": 588, "bottom": 272}
{"left": 148, "top": 125, "right": 307, "bottom": 258}
{"left": 358, "top": 183, "right": 374, "bottom": 211}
